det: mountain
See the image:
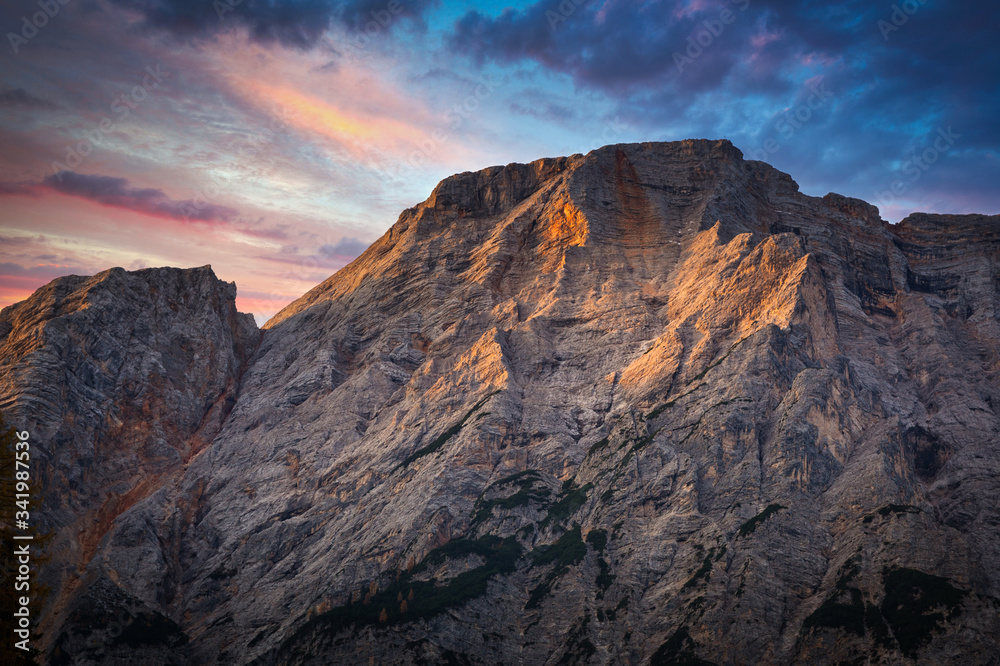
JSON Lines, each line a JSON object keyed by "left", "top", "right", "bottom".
{"left": 2, "top": 139, "right": 999, "bottom": 665}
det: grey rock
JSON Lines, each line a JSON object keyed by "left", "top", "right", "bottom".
{"left": 2, "top": 140, "right": 999, "bottom": 665}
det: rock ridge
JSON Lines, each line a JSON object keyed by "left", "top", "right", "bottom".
{"left": 1, "top": 140, "right": 999, "bottom": 665}
{"left": 0, "top": 265, "right": 260, "bottom": 654}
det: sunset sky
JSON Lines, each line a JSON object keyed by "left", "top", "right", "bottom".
{"left": 1, "top": 0, "right": 997, "bottom": 324}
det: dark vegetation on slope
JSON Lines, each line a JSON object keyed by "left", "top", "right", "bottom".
{"left": 400, "top": 393, "right": 496, "bottom": 468}
{"left": 801, "top": 561, "right": 967, "bottom": 657}
{"left": 736, "top": 504, "right": 786, "bottom": 537}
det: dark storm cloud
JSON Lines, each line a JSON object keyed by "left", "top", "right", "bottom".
{"left": 448, "top": 0, "right": 776, "bottom": 93}
{"left": 447, "top": 0, "right": 1000, "bottom": 137}
{"left": 447, "top": 1, "right": 998, "bottom": 103}
{"left": 39, "top": 171, "right": 239, "bottom": 223}
{"left": 447, "top": 0, "right": 999, "bottom": 218}
{"left": 106, "top": 0, "right": 436, "bottom": 48}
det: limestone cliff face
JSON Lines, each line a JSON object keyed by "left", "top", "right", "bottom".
{"left": 2, "top": 140, "right": 999, "bottom": 665}
{"left": 0, "top": 266, "right": 260, "bottom": 661}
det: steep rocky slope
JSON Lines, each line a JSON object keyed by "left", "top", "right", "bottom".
{"left": 2, "top": 140, "right": 999, "bottom": 665}
{"left": 0, "top": 266, "right": 260, "bottom": 661}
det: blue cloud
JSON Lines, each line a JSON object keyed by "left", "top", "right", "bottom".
{"left": 444, "top": 0, "right": 999, "bottom": 219}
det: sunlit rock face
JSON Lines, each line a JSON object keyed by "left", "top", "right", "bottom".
{"left": 3, "top": 140, "right": 999, "bottom": 665}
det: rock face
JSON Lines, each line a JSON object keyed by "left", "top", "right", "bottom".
{"left": 0, "top": 266, "right": 260, "bottom": 662}
{"left": 2, "top": 140, "right": 999, "bottom": 665}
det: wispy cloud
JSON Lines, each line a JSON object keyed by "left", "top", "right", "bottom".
{"left": 0, "top": 181, "right": 39, "bottom": 196}
{"left": 19, "top": 171, "right": 241, "bottom": 224}
{"left": 0, "top": 88, "right": 58, "bottom": 109}
{"left": 319, "top": 236, "right": 370, "bottom": 258}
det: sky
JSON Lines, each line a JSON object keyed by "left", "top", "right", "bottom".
{"left": 1, "top": 0, "right": 997, "bottom": 324}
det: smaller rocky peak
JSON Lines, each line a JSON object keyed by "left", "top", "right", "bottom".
{"left": 424, "top": 155, "right": 573, "bottom": 216}
{"left": 0, "top": 265, "right": 259, "bottom": 358}
{"left": 585, "top": 138, "right": 745, "bottom": 168}
{"left": 695, "top": 137, "right": 746, "bottom": 163}
{"left": 822, "top": 192, "right": 884, "bottom": 226}
{"left": 895, "top": 212, "right": 1000, "bottom": 238}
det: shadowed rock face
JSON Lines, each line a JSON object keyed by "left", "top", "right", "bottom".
{"left": 0, "top": 266, "right": 260, "bottom": 661}
{"left": 2, "top": 140, "right": 999, "bottom": 665}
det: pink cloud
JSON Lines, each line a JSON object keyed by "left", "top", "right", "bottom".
{"left": 672, "top": 0, "right": 720, "bottom": 20}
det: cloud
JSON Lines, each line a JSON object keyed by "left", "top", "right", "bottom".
{"left": 240, "top": 225, "right": 290, "bottom": 241}
{"left": 0, "top": 261, "right": 97, "bottom": 281}
{"left": 509, "top": 101, "right": 576, "bottom": 122}
{"left": 252, "top": 236, "right": 371, "bottom": 282}
{"left": 38, "top": 171, "right": 240, "bottom": 223}
{"left": 319, "top": 236, "right": 370, "bottom": 258}
{"left": 0, "top": 235, "right": 35, "bottom": 246}
{"left": 108, "top": 0, "right": 436, "bottom": 49}
{"left": 0, "top": 88, "right": 58, "bottom": 109}
{"left": 447, "top": 1, "right": 765, "bottom": 94}
{"left": 445, "top": 1, "right": 1000, "bottom": 128}
{"left": 445, "top": 0, "right": 1000, "bottom": 219}
{"left": 0, "top": 181, "right": 39, "bottom": 196}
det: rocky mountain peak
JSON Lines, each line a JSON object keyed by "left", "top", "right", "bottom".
{"left": 424, "top": 154, "right": 574, "bottom": 216}
{"left": 2, "top": 142, "right": 999, "bottom": 665}
{"left": 266, "top": 139, "right": 806, "bottom": 329}
{"left": 1, "top": 265, "right": 259, "bottom": 653}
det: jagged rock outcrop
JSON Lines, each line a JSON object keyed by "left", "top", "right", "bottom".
{"left": 2, "top": 140, "right": 999, "bottom": 665}
{"left": 0, "top": 266, "right": 259, "bottom": 662}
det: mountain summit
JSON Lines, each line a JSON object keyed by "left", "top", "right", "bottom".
{"left": 2, "top": 140, "right": 999, "bottom": 665}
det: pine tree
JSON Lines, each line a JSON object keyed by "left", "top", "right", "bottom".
{"left": 378, "top": 608, "right": 388, "bottom": 623}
